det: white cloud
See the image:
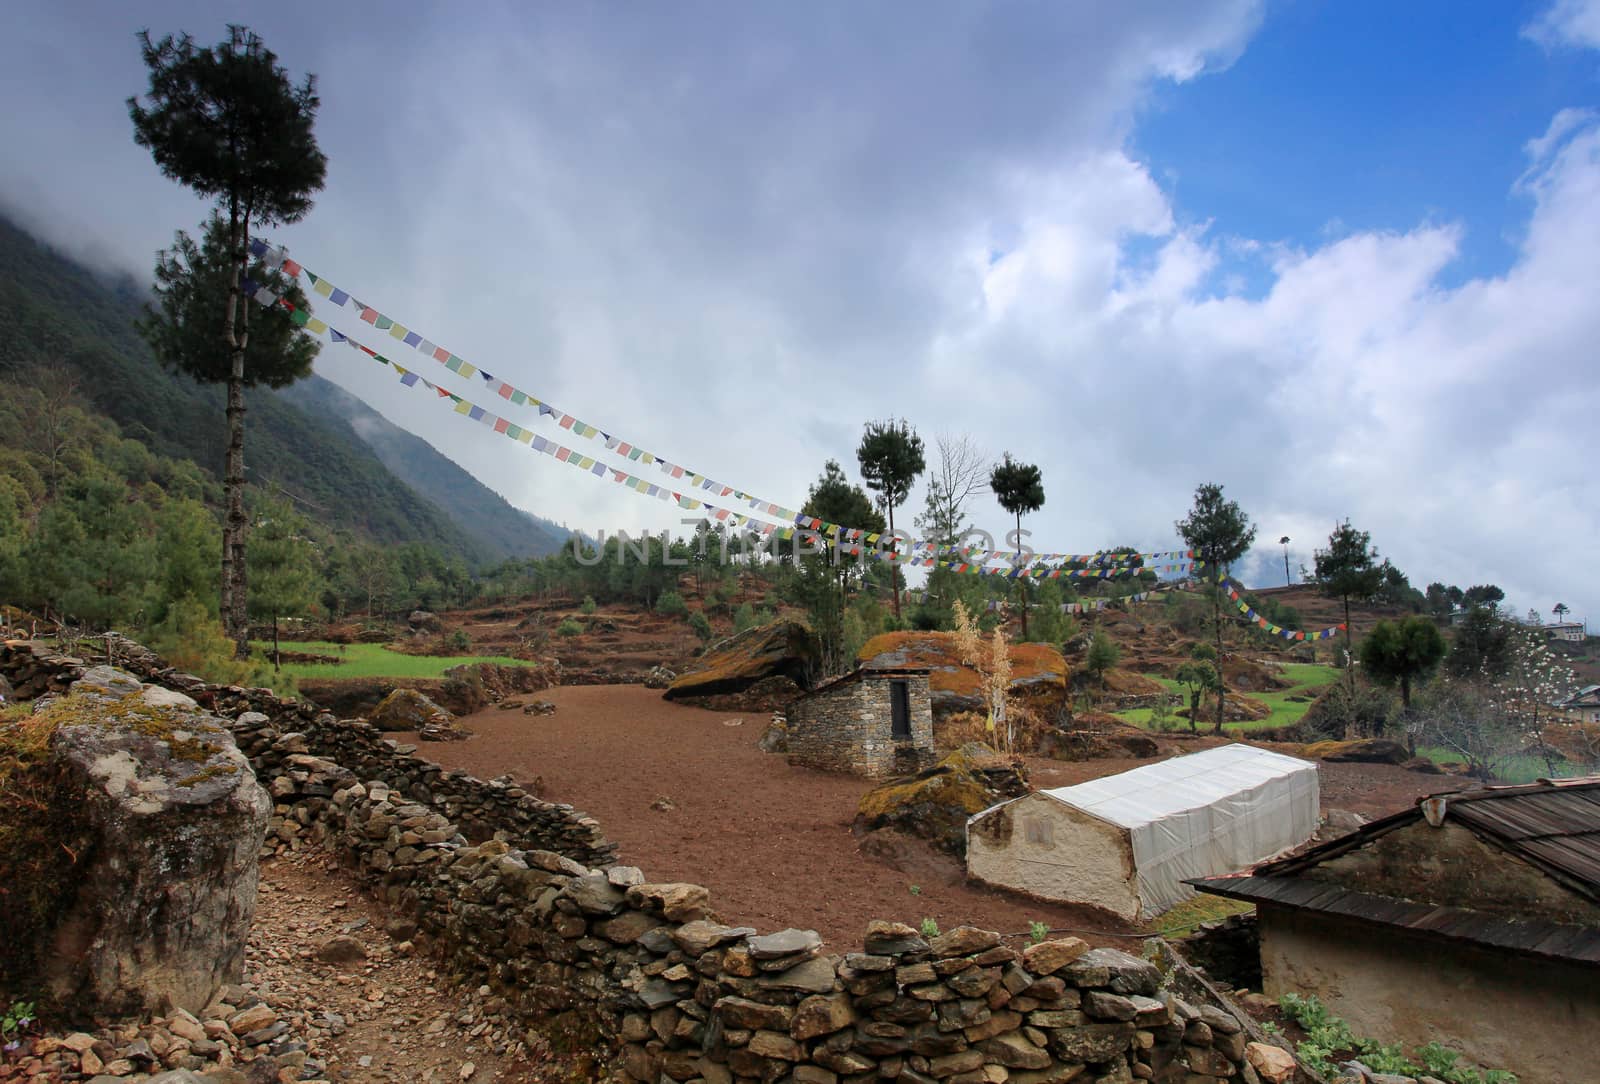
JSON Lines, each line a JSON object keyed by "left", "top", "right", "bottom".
{"left": 1525, "top": 0, "right": 1600, "bottom": 49}
{"left": 1, "top": 2, "right": 1597, "bottom": 624}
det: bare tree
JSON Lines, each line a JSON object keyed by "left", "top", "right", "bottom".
{"left": 915, "top": 433, "right": 990, "bottom": 550}
{"left": 22, "top": 367, "right": 82, "bottom": 498}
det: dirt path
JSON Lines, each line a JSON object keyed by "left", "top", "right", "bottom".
{"left": 404, "top": 686, "right": 1456, "bottom": 951}
{"left": 249, "top": 851, "right": 574, "bottom": 1083}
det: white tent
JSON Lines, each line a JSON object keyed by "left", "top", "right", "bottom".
{"left": 966, "top": 744, "right": 1319, "bottom": 919}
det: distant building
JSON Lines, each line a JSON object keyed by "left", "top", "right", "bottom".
{"left": 1190, "top": 778, "right": 1600, "bottom": 1084}
{"left": 784, "top": 666, "right": 934, "bottom": 778}
{"left": 1546, "top": 620, "right": 1588, "bottom": 643}
{"left": 1560, "top": 685, "right": 1600, "bottom": 724}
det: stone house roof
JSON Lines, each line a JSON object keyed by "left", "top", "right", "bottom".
{"left": 798, "top": 665, "right": 930, "bottom": 699}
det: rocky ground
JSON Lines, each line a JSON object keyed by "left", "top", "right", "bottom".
{"left": 1, "top": 851, "right": 586, "bottom": 1084}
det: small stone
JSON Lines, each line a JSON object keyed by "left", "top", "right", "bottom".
{"left": 929, "top": 926, "right": 1002, "bottom": 958}
{"left": 790, "top": 993, "right": 855, "bottom": 1040}
{"left": 227, "top": 1005, "right": 276, "bottom": 1035}
{"left": 756, "top": 955, "right": 837, "bottom": 994}
{"left": 864, "top": 919, "right": 929, "bottom": 956}
{"left": 1021, "top": 937, "right": 1090, "bottom": 975}
{"left": 671, "top": 920, "right": 756, "bottom": 956}
{"left": 1084, "top": 990, "right": 1139, "bottom": 1021}
{"left": 566, "top": 874, "right": 627, "bottom": 915}
{"left": 315, "top": 934, "right": 367, "bottom": 965}
{"left": 166, "top": 1009, "right": 206, "bottom": 1044}
{"left": 1198, "top": 1003, "right": 1243, "bottom": 1034}
{"left": 627, "top": 882, "right": 711, "bottom": 921}
{"left": 459, "top": 1060, "right": 477, "bottom": 1080}
{"left": 1246, "top": 1042, "right": 1298, "bottom": 1084}
{"left": 748, "top": 928, "right": 822, "bottom": 959}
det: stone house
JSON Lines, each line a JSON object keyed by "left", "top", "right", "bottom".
{"left": 784, "top": 666, "right": 934, "bottom": 778}
{"left": 1189, "top": 777, "right": 1600, "bottom": 1084}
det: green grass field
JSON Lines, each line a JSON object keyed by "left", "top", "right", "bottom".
{"left": 1114, "top": 662, "right": 1341, "bottom": 735}
{"left": 252, "top": 641, "right": 536, "bottom": 681}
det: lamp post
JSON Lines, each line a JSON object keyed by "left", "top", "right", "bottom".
{"left": 1279, "top": 536, "right": 1292, "bottom": 587}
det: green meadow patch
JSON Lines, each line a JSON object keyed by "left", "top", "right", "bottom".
{"left": 252, "top": 641, "right": 536, "bottom": 681}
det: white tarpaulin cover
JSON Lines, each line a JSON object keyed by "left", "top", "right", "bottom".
{"left": 1041, "top": 743, "right": 1319, "bottom": 915}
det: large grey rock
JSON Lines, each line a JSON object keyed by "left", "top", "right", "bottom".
{"left": 35, "top": 667, "right": 271, "bottom": 1019}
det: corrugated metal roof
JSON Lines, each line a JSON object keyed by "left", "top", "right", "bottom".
{"left": 1039, "top": 743, "right": 1317, "bottom": 829}
{"left": 1188, "top": 873, "right": 1600, "bottom": 965}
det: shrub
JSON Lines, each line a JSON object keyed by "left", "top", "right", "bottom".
{"left": 579, "top": 596, "right": 597, "bottom": 615}
{"left": 1028, "top": 921, "right": 1049, "bottom": 944}
{"left": 688, "top": 611, "right": 713, "bottom": 642}
{"left": 556, "top": 619, "right": 583, "bottom": 637}
{"left": 445, "top": 629, "right": 471, "bottom": 653}
{"left": 147, "top": 596, "right": 291, "bottom": 694}
{"left": 656, "top": 591, "right": 687, "bottom": 617}
{"left": 919, "top": 916, "right": 940, "bottom": 938}
{"left": 733, "top": 603, "right": 758, "bottom": 634}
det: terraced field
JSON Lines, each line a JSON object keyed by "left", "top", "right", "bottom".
{"left": 1113, "top": 661, "right": 1341, "bottom": 733}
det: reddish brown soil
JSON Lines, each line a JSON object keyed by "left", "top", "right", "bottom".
{"left": 402, "top": 687, "right": 1451, "bottom": 953}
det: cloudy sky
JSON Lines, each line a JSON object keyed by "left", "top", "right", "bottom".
{"left": 3, "top": 2, "right": 1598, "bottom": 622}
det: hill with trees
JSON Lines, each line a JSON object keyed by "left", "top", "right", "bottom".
{"left": 0, "top": 212, "right": 564, "bottom": 564}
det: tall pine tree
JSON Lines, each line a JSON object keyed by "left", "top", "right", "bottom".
{"left": 130, "top": 25, "right": 327, "bottom": 656}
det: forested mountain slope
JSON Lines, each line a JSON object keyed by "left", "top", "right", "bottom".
{"left": 0, "top": 214, "right": 564, "bottom": 563}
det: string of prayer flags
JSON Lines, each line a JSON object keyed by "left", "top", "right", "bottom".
{"left": 248, "top": 238, "right": 1205, "bottom": 570}
{"left": 1216, "top": 575, "right": 1345, "bottom": 641}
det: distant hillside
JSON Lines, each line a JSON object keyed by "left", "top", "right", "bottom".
{"left": 281, "top": 377, "right": 567, "bottom": 560}
{"left": 0, "top": 213, "right": 561, "bottom": 565}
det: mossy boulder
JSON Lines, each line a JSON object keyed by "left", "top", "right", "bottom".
{"left": 1300, "top": 737, "right": 1409, "bottom": 764}
{"left": 4, "top": 666, "right": 269, "bottom": 1020}
{"left": 857, "top": 632, "right": 1068, "bottom": 719}
{"left": 368, "top": 688, "right": 455, "bottom": 732}
{"left": 854, "top": 743, "right": 1029, "bottom": 856}
{"left": 664, "top": 621, "right": 821, "bottom": 706}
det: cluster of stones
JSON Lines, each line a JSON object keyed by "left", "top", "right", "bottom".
{"left": 0, "top": 990, "right": 323, "bottom": 1083}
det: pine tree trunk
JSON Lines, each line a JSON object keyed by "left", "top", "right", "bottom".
{"left": 1343, "top": 595, "right": 1354, "bottom": 690}
{"left": 219, "top": 202, "right": 251, "bottom": 659}
{"left": 1017, "top": 511, "right": 1028, "bottom": 640}
{"left": 888, "top": 505, "right": 901, "bottom": 619}
{"left": 1213, "top": 584, "right": 1226, "bottom": 734}
{"left": 225, "top": 364, "right": 249, "bottom": 659}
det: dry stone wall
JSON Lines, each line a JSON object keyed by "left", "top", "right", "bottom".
{"left": 2, "top": 635, "right": 1299, "bottom": 1082}
{"left": 0, "top": 638, "right": 615, "bottom": 867}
